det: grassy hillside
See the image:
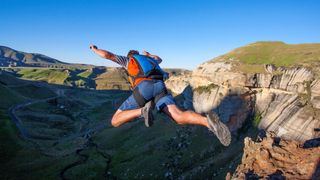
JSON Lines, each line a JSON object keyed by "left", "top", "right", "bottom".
{"left": 0, "top": 84, "right": 26, "bottom": 109}
{"left": 227, "top": 41, "right": 320, "bottom": 65}
{"left": 17, "top": 69, "right": 70, "bottom": 84}
{"left": 11, "top": 84, "right": 56, "bottom": 99}
{"left": 0, "top": 74, "right": 48, "bottom": 172}
{"left": 1, "top": 67, "right": 132, "bottom": 90}
{"left": 1, "top": 46, "right": 191, "bottom": 90}
{"left": 95, "top": 68, "right": 131, "bottom": 90}
{"left": 212, "top": 41, "right": 320, "bottom": 72}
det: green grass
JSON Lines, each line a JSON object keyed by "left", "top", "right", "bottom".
{"left": 0, "top": 84, "right": 26, "bottom": 109}
{"left": 0, "top": 71, "right": 27, "bottom": 86}
{"left": 193, "top": 83, "right": 219, "bottom": 94}
{"left": 77, "top": 69, "right": 93, "bottom": 78}
{"left": 17, "top": 69, "right": 69, "bottom": 84}
{"left": 11, "top": 84, "right": 56, "bottom": 99}
{"left": 236, "top": 63, "right": 267, "bottom": 74}
{"left": 227, "top": 42, "right": 320, "bottom": 67}
{"left": 0, "top": 80, "right": 258, "bottom": 179}
{"left": 93, "top": 116, "right": 177, "bottom": 178}
{"left": 0, "top": 110, "right": 22, "bottom": 165}
{"left": 2, "top": 67, "right": 131, "bottom": 90}
{"left": 252, "top": 113, "right": 262, "bottom": 127}
{"left": 86, "top": 101, "right": 114, "bottom": 122}
{"left": 27, "top": 102, "right": 53, "bottom": 112}
{"left": 219, "top": 41, "right": 320, "bottom": 68}
{"left": 3, "top": 148, "right": 79, "bottom": 180}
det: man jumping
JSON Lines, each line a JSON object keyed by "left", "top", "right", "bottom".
{"left": 90, "top": 45, "right": 231, "bottom": 146}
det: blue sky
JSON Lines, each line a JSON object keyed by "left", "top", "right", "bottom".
{"left": 1, "top": 0, "right": 320, "bottom": 69}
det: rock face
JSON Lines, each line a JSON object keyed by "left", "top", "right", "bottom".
{"left": 166, "top": 61, "right": 320, "bottom": 142}
{"left": 231, "top": 133, "right": 320, "bottom": 180}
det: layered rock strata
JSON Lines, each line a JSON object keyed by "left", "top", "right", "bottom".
{"left": 166, "top": 62, "right": 320, "bottom": 141}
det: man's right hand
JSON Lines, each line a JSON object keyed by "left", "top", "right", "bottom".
{"left": 89, "top": 45, "right": 98, "bottom": 50}
{"left": 89, "top": 45, "right": 117, "bottom": 61}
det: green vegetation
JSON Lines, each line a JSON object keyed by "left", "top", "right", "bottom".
{"left": 237, "top": 64, "right": 266, "bottom": 74}
{"left": 77, "top": 69, "right": 93, "bottom": 78}
{"left": 17, "top": 69, "right": 70, "bottom": 84}
{"left": 0, "top": 71, "right": 26, "bottom": 86}
{"left": 94, "top": 68, "right": 130, "bottom": 90}
{"left": 193, "top": 83, "right": 219, "bottom": 94}
{"left": 212, "top": 42, "right": 320, "bottom": 74}
{"left": 11, "top": 84, "right": 56, "bottom": 99}
{"left": 5, "top": 42, "right": 306, "bottom": 178}
{"left": 0, "top": 84, "right": 26, "bottom": 108}
{"left": 0, "top": 76, "right": 254, "bottom": 179}
{"left": 305, "top": 80, "right": 312, "bottom": 104}
{"left": 1, "top": 67, "right": 131, "bottom": 90}
{"left": 222, "top": 41, "right": 320, "bottom": 67}
{"left": 298, "top": 81, "right": 312, "bottom": 105}
{"left": 0, "top": 110, "right": 21, "bottom": 165}
{"left": 252, "top": 113, "right": 262, "bottom": 127}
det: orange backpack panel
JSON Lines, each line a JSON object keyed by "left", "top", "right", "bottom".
{"left": 127, "top": 58, "right": 151, "bottom": 87}
{"left": 127, "top": 58, "right": 140, "bottom": 76}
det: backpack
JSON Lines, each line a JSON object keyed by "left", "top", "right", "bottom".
{"left": 127, "top": 54, "right": 165, "bottom": 87}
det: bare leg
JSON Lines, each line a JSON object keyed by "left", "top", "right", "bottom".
{"left": 111, "top": 108, "right": 142, "bottom": 127}
{"left": 162, "top": 104, "right": 209, "bottom": 128}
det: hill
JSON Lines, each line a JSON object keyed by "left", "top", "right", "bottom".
{"left": 217, "top": 41, "right": 320, "bottom": 66}
{"left": 0, "top": 46, "right": 94, "bottom": 69}
{"left": 209, "top": 41, "right": 320, "bottom": 74}
{"left": 0, "top": 46, "right": 190, "bottom": 90}
{"left": 0, "top": 46, "right": 68, "bottom": 67}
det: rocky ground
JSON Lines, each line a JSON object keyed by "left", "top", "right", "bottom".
{"left": 228, "top": 132, "right": 320, "bottom": 180}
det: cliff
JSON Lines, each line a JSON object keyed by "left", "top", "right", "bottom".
{"left": 166, "top": 42, "right": 320, "bottom": 142}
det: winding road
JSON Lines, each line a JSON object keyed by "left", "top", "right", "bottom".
{"left": 7, "top": 85, "right": 115, "bottom": 179}
{"left": 8, "top": 89, "right": 64, "bottom": 140}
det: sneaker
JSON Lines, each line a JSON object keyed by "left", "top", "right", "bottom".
{"left": 206, "top": 111, "right": 231, "bottom": 146}
{"left": 141, "top": 100, "right": 155, "bottom": 127}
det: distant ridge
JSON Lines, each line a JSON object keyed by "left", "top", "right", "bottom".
{"left": 0, "top": 46, "right": 71, "bottom": 67}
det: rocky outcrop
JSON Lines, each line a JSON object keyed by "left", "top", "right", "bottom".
{"left": 165, "top": 75, "right": 191, "bottom": 95}
{"left": 230, "top": 133, "right": 320, "bottom": 180}
{"left": 165, "top": 61, "right": 320, "bottom": 142}
{"left": 311, "top": 79, "right": 320, "bottom": 109}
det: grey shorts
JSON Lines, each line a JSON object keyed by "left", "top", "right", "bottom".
{"left": 119, "top": 80, "right": 175, "bottom": 111}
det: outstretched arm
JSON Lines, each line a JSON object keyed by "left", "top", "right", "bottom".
{"left": 143, "top": 51, "right": 162, "bottom": 64}
{"left": 90, "top": 45, "right": 117, "bottom": 62}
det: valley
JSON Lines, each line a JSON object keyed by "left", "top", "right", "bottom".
{"left": 1, "top": 42, "right": 319, "bottom": 179}
{"left": 1, "top": 71, "right": 252, "bottom": 179}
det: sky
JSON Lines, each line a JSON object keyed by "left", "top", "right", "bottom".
{"left": 1, "top": 0, "right": 320, "bottom": 69}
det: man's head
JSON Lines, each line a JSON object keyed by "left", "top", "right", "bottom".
{"left": 127, "top": 50, "right": 139, "bottom": 58}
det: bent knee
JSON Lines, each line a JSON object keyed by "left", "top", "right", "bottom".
{"left": 111, "top": 118, "right": 119, "bottom": 127}
{"left": 174, "top": 113, "right": 188, "bottom": 124}
{"left": 111, "top": 111, "right": 121, "bottom": 127}
{"left": 164, "top": 105, "right": 184, "bottom": 124}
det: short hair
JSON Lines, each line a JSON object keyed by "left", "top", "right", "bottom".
{"left": 127, "top": 50, "right": 139, "bottom": 57}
